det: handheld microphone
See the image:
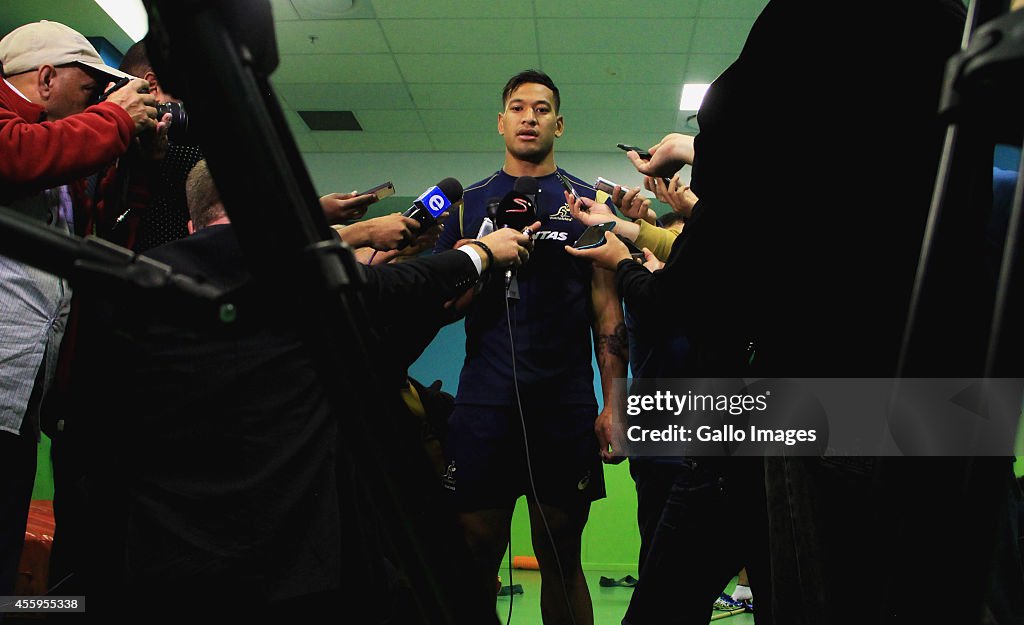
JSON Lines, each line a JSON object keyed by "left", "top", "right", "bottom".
{"left": 495, "top": 176, "right": 540, "bottom": 287}
{"left": 403, "top": 177, "right": 463, "bottom": 228}
{"left": 476, "top": 197, "right": 501, "bottom": 239}
{"left": 495, "top": 176, "right": 539, "bottom": 232}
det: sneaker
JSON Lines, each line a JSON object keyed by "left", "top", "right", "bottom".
{"left": 741, "top": 598, "right": 754, "bottom": 612}
{"left": 713, "top": 593, "right": 745, "bottom": 611}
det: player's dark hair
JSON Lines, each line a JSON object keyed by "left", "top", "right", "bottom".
{"left": 502, "top": 69, "right": 560, "bottom": 112}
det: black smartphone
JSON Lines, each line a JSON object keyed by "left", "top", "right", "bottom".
{"left": 573, "top": 221, "right": 616, "bottom": 250}
{"left": 617, "top": 143, "right": 652, "bottom": 160}
{"left": 554, "top": 170, "right": 583, "bottom": 206}
{"left": 621, "top": 236, "right": 644, "bottom": 261}
{"left": 359, "top": 181, "right": 395, "bottom": 199}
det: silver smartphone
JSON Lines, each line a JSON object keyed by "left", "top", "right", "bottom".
{"left": 360, "top": 181, "right": 396, "bottom": 199}
{"left": 595, "top": 177, "right": 619, "bottom": 195}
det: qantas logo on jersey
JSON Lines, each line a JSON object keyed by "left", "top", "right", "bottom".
{"left": 531, "top": 230, "right": 568, "bottom": 241}
{"left": 549, "top": 204, "right": 574, "bottom": 222}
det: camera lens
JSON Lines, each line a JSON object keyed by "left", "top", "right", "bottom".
{"left": 155, "top": 101, "right": 189, "bottom": 143}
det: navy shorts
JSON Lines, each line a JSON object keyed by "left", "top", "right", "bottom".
{"left": 442, "top": 402, "right": 606, "bottom": 512}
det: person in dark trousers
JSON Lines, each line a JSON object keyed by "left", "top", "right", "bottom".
{"left": 568, "top": 3, "right": 982, "bottom": 623}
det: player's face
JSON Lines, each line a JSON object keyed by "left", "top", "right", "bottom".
{"left": 498, "top": 82, "right": 563, "bottom": 163}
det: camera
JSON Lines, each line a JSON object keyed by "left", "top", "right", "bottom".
{"left": 156, "top": 101, "right": 190, "bottom": 143}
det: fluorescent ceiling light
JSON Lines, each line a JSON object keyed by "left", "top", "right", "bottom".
{"left": 95, "top": 0, "right": 148, "bottom": 42}
{"left": 679, "top": 83, "right": 710, "bottom": 111}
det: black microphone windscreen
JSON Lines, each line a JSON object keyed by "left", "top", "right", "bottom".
{"left": 486, "top": 198, "right": 501, "bottom": 219}
{"left": 437, "top": 177, "right": 464, "bottom": 204}
{"left": 513, "top": 175, "right": 539, "bottom": 196}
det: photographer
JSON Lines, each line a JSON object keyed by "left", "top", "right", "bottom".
{"left": 0, "top": 19, "right": 158, "bottom": 600}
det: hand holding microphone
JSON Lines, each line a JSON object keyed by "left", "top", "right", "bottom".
{"left": 494, "top": 176, "right": 539, "bottom": 233}
{"left": 493, "top": 176, "right": 541, "bottom": 286}
{"left": 473, "top": 221, "right": 540, "bottom": 271}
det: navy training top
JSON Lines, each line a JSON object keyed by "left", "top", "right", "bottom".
{"left": 434, "top": 168, "right": 605, "bottom": 406}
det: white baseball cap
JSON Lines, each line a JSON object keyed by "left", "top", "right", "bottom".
{"left": 0, "top": 20, "right": 134, "bottom": 81}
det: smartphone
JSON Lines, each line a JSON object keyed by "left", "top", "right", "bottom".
{"left": 595, "top": 177, "right": 619, "bottom": 195}
{"left": 616, "top": 143, "right": 652, "bottom": 160}
{"left": 573, "top": 221, "right": 616, "bottom": 250}
{"left": 621, "top": 236, "right": 645, "bottom": 261}
{"left": 360, "top": 181, "right": 395, "bottom": 199}
{"left": 555, "top": 170, "right": 583, "bottom": 205}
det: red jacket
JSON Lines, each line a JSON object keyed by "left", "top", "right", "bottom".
{"left": 0, "top": 78, "right": 134, "bottom": 204}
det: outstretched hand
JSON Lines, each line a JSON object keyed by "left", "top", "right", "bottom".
{"left": 625, "top": 133, "right": 695, "bottom": 179}
{"left": 610, "top": 185, "right": 652, "bottom": 222}
{"left": 320, "top": 191, "right": 380, "bottom": 224}
{"left": 565, "top": 191, "right": 619, "bottom": 228}
{"left": 563, "top": 231, "right": 632, "bottom": 271}
{"left": 477, "top": 220, "right": 541, "bottom": 269}
{"left": 645, "top": 174, "right": 698, "bottom": 218}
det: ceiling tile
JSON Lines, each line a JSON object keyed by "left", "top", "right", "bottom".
{"left": 353, "top": 110, "right": 426, "bottom": 132}
{"left": 272, "top": 82, "right": 416, "bottom": 110}
{"left": 290, "top": 0, "right": 376, "bottom": 19}
{"left": 537, "top": 19, "right": 693, "bottom": 54}
{"left": 408, "top": 83, "right": 506, "bottom": 110}
{"left": 558, "top": 84, "right": 681, "bottom": 111}
{"left": 269, "top": 0, "right": 300, "bottom": 21}
{"left": 274, "top": 54, "right": 403, "bottom": 82}
{"left": 314, "top": 132, "right": 434, "bottom": 152}
{"left": 371, "top": 0, "right": 530, "bottom": 18}
{"left": 420, "top": 110, "right": 499, "bottom": 133}
{"left": 394, "top": 54, "right": 540, "bottom": 83}
{"left": 427, "top": 133, "right": 504, "bottom": 152}
{"left": 698, "top": 0, "right": 768, "bottom": 18}
{"left": 292, "top": 132, "right": 322, "bottom": 152}
{"left": 382, "top": 19, "right": 535, "bottom": 54}
{"left": 541, "top": 54, "right": 688, "bottom": 84}
{"left": 556, "top": 131, "right": 666, "bottom": 153}
{"left": 561, "top": 109, "right": 678, "bottom": 135}
{"left": 274, "top": 20, "right": 390, "bottom": 54}
{"left": 535, "top": 0, "right": 699, "bottom": 18}
{"left": 283, "top": 109, "right": 311, "bottom": 135}
{"left": 683, "top": 54, "right": 737, "bottom": 83}
{"left": 673, "top": 111, "right": 701, "bottom": 134}
{"left": 690, "top": 19, "right": 753, "bottom": 54}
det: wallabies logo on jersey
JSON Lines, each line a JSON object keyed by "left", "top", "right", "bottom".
{"left": 549, "top": 203, "right": 574, "bottom": 222}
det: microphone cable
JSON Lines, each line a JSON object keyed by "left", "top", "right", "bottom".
{"left": 503, "top": 278, "right": 580, "bottom": 625}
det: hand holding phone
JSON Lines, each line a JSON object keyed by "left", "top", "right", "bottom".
{"left": 320, "top": 182, "right": 393, "bottom": 224}
{"left": 620, "top": 236, "right": 644, "bottom": 261}
{"left": 595, "top": 176, "right": 619, "bottom": 195}
{"left": 555, "top": 170, "right": 583, "bottom": 206}
{"left": 359, "top": 181, "right": 396, "bottom": 200}
{"left": 617, "top": 143, "right": 652, "bottom": 160}
{"left": 564, "top": 222, "right": 638, "bottom": 271}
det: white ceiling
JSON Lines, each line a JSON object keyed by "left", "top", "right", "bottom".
{"left": 269, "top": 0, "right": 768, "bottom": 153}
{"left": 1, "top": 0, "right": 770, "bottom": 155}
